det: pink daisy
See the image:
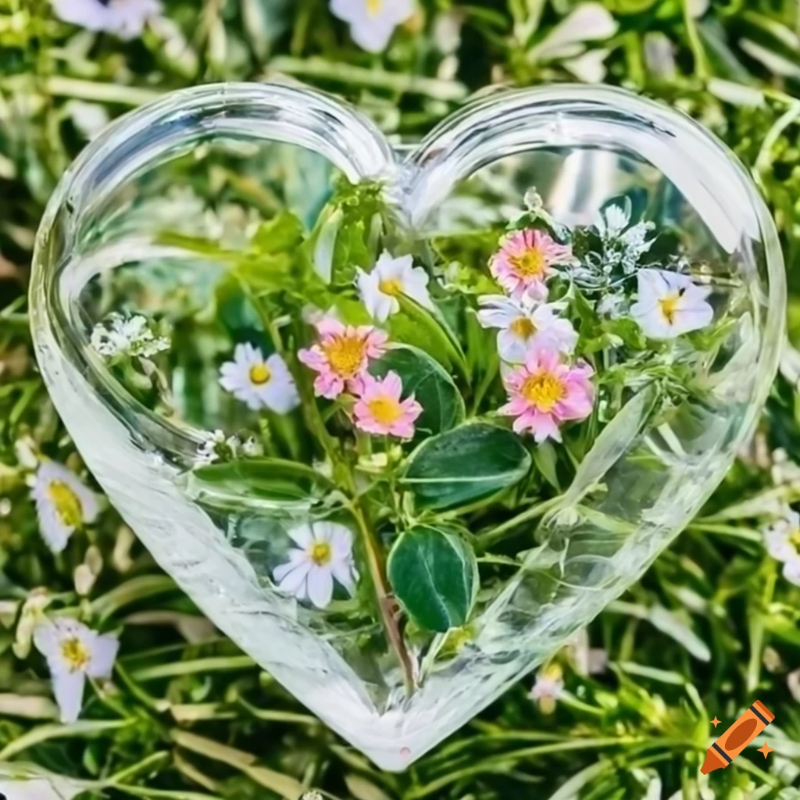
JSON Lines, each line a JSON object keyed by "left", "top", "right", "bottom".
{"left": 490, "top": 229, "right": 573, "bottom": 299}
{"left": 298, "top": 317, "right": 388, "bottom": 400}
{"left": 500, "top": 347, "right": 594, "bottom": 443}
{"left": 353, "top": 372, "right": 423, "bottom": 439}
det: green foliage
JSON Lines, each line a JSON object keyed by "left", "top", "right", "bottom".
{"left": 387, "top": 524, "right": 478, "bottom": 632}
{"left": 402, "top": 423, "right": 532, "bottom": 510}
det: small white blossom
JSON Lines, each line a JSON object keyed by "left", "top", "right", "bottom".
{"left": 788, "top": 669, "right": 800, "bottom": 703}
{"left": 530, "top": 663, "right": 564, "bottom": 714}
{"left": 219, "top": 344, "right": 300, "bottom": 414}
{"left": 301, "top": 793, "right": 324, "bottom": 800}
{"left": 273, "top": 521, "right": 358, "bottom": 609}
{"left": 567, "top": 628, "right": 608, "bottom": 676}
{"left": 357, "top": 251, "right": 434, "bottom": 323}
{"left": 32, "top": 462, "right": 99, "bottom": 554}
{"left": 630, "top": 269, "right": 714, "bottom": 340}
{"left": 329, "top": 0, "right": 415, "bottom": 53}
{"left": 90, "top": 314, "right": 169, "bottom": 360}
{"left": 595, "top": 203, "right": 656, "bottom": 274}
{"left": 33, "top": 618, "right": 119, "bottom": 723}
{"left": 763, "top": 508, "right": 800, "bottom": 586}
{"left": 771, "top": 448, "right": 800, "bottom": 487}
{"left": 477, "top": 293, "right": 578, "bottom": 363}
{"left": 195, "top": 430, "right": 263, "bottom": 464}
{"left": 13, "top": 591, "right": 51, "bottom": 660}
{"left": 51, "top": 0, "right": 161, "bottom": 38}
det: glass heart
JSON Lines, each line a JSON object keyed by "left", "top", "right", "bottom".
{"left": 30, "top": 83, "right": 785, "bottom": 771}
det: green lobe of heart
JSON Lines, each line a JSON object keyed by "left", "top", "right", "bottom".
{"left": 369, "top": 345, "right": 464, "bottom": 440}
{"left": 387, "top": 525, "right": 478, "bottom": 633}
{"left": 401, "top": 423, "right": 531, "bottom": 510}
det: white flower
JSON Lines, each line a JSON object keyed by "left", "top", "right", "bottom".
{"left": 595, "top": 203, "right": 656, "bottom": 274}
{"left": 763, "top": 508, "right": 800, "bottom": 587}
{"left": 273, "top": 521, "right": 358, "bottom": 609}
{"left": 90, "top": 314, "right": 169, "bottom": 360}
{"left": 51, "top": 0, "right": 161, "bottom": 38}
{"left": 195, "top": 430, "right": 263, "bottom": 464}
{"left": 329, "top": 0, "right": 415, "bottom": 53}
{"left": 477, "top": 293, "right": 578, "bottom": 363}
{"left": 241, "top": 437, "right": 263, "bottom": 457}
{"left": 630, "top": 269, "right": 714, "bottom": 340}
{"left": 357, "top": 251, "right": 434, "bottom": 323}
{"left": 529, "top": 664, "right": 564, "bottom": 714}
{"left": 219, "top": 344, "right": 300, "bottom": 414}
{"left": 32, "top": 462, "right": 99, "bottom": 554}
{"left": 33, "top": 618, "right": 119, "bottom": 723}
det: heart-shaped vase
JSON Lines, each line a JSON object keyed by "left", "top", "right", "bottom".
{"left": 30, "top": 83, "right": 784, "bottom": 771}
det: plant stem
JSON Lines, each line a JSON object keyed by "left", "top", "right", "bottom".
{"left": 347, "top": 496, "right": 417, "bottom": 694}
{"left": 477, "top": 495, "right": 564, "bottom": 550}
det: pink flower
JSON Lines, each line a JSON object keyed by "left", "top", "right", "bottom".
{"left": 500, "top": 347, "right": 594, "bottom": 443}
{"left": 353, "top": 372, "right": 422, "bottom": 439}
{"left": 298, "top": 317, "right": 388, "bottom": 399}
{"left": 490, "top": 229, "right": 573, "bottom": 299}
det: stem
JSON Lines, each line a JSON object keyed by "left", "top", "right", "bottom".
{"left": 348, "top": 497, "right": 417, "bottom": 694}
{"left": 477, "top": 495, "right": 564, "bottom": 550}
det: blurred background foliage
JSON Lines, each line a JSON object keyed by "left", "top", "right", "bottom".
{"left": 1, "top": 0, "right": 800, "bottom": 798}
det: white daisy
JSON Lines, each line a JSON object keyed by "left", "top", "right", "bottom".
{"left": 329, "top": 0, "right": 415, "bottom": 53}
{"left": 477, "top": 293, "right": 578, "bottom": 363}
{"left": 630, "top": 269, "right": 714, "bottom": 340}
{"left": 32, "top": 462, "right": 99, "bottom": 554}
{"left": 33, "top": 618, "right": 119, "bottom": 723}
{"left": 273, "top": 521, "right": 358, "bottom": 609}
{"left": 529, "top": 663, "right": 564, "bottom": 714}
{"left": 90, "top": 314, "right": 169, "bottom": 360}
{"left": 763, "top": 508, "right": 800, "bottom": 587}
{"left": 51, "top": 0, "right": 161, "bottom": 38}
{"left": 219, "top": 344, "right": 300, "bottom": 414}
{"left": 357, "top": 251, "right": 434, "bottom": 323}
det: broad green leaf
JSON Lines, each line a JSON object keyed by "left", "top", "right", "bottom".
{"left": 391, "top": 295, "right": 468, "bottom": 381}
{"left": 387, "top": 525, "right": 478, "bottom": 633}
{"left": 183, "top": 458, "right": 331, "bottom": 512}
{"left": 402, "top": 423, "right": 531, "bottom": 510}
{"left": 251, "top": 211, "right": 304, "bottom": 254}
{"left": 369, "top": 345, "right": 464, "bottom": 440}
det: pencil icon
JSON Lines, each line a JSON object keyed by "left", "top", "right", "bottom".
{"left": 701, "top": 700, "right": 775, "bottom": 774}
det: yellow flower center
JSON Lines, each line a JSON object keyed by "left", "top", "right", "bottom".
{"left": 659, "top": 294, "right": 680, "bottom": 325}
{"left": 510, "top": 247, "right": 545, "bottom": 278}
{"left": 521, "top": 372, "right": 566, "bottom": 413}
{"left": 323, "top": 334, "right": 367, "bottom": 379}
{"left": 249, "top": 363, "right": 272, "bottom": 385}
{"left": 61, "top": 637, "right": 90, "bottom": 671}
{"left": 789, "top": 527, "right": 800, "bottom": 548}
{"left": 378, "top": 278, "right": 403, "bottom": 297}
{"left": 310, "top": 542, "right": 332, "bottom": 566}
{"left": 367, "top": 396, "right": 403, "bottom": 426}
{"left": 510, "top": 316, "right": 536, "bottom": 339}
{"left": 366, "top": 0, "right": 382, "bottom": 14}
{"left": 47, "top": 481, "right": 83, "bottom": 528}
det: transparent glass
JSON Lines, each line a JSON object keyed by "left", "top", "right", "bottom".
{"left": 30, "top": 83, "right": 785, "bottom": 770}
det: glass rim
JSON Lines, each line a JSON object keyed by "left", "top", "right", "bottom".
{"left": 31, "top": 81, "right": 787, "bottom": 465}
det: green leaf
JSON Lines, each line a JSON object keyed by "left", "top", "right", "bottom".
{"left": 182, "top": 458, "right": 332, "bottom": 512}
{"left": 214, "top": 276, "right": 271, "bottom": 352}
{"left": 402, "top": 423, "right": 531, "bottom": 510}
{"left": 369, "top": 345, "right": 464, "bottom": 440}
{"left": 390, "top": 295, "right": 469, "bottom": 381}
{"left": 387, "top": 525, "right": 478, "bottom": 633}
{"left": 251, "top": 211, "right": 304, "bottom": 255}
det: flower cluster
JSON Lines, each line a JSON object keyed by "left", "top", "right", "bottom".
{"left": 482, "top": 228, "right": 594, "bottom": 443}
{"left": 90, "top": 313, "right": 170, "bottom": 360}
{"left": 763, "top": 508, "right": 800, "bottom": 586}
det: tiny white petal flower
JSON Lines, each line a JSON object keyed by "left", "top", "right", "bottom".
{"left": 219, "top": 344, "right": 300, "bottom": 414}
{"left": 33, "top": 618, "right": 119, "bottom": 723}
{"left": 273, "top": 522, "right": 358, "bottom": 609}
{"left": 477, "top": 293, "right": 578, "bottom": 363}
{"left": 357, "top": 251, "right": 434, "bottom": 323}
{"left": 630, "top": 269, "right": 713, "bottom": 340}
{"left": 529, "top": 664, "right": 564, "bottom": 714}
{"left": 90, "top": 314, "right": 169, "bottom": 360}
{"left": 330, "top": 0, "right": 415, "bottom": 53}
{"left": 763, "top": 508, "right": 800, "bottom": 587}
{"left": 51, "top": 0, "right": 161, "bottom": 39}
{"left": 31, "top": 462, "right": 99, "bottom": 554}
{"left": 597, "top": 204, "right": 631, "bottom": 237}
